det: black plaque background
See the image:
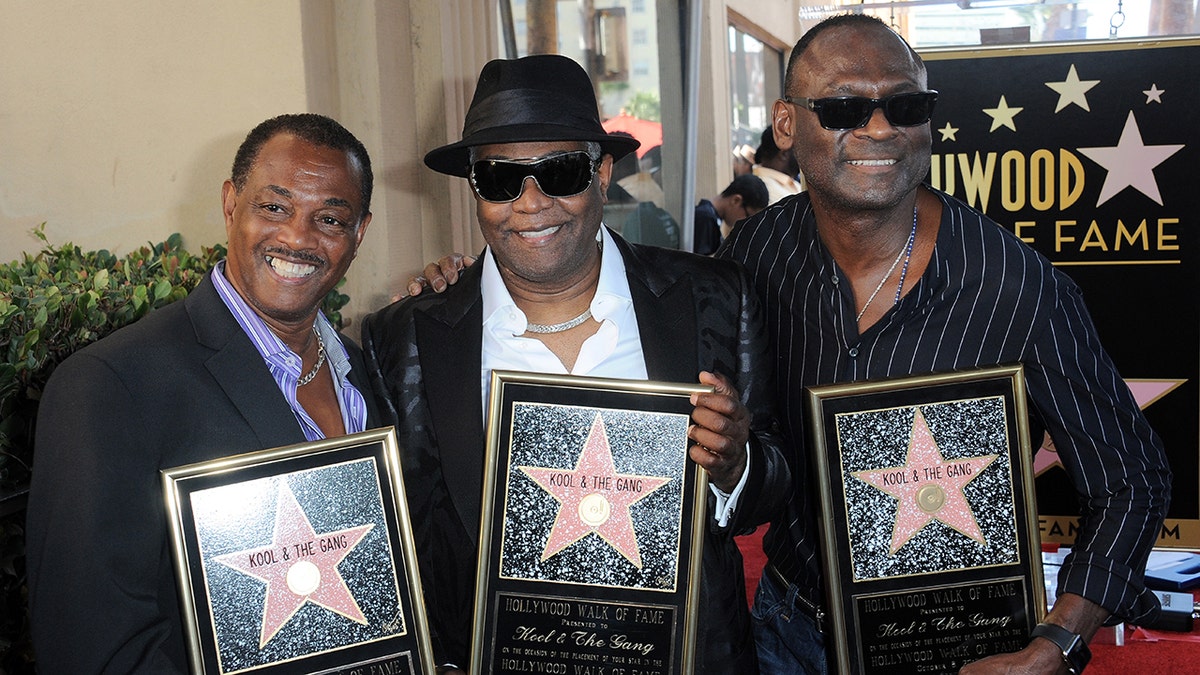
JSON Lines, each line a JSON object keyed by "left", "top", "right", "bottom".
{"left": 472, "top": 373, "right": 707, "bottom": 675}
{"left": 164, "top": 428, "right": 435, "bottom": 675}
{"left": 491, "top": 594, "right": 676, "bottom": 674}
{"left": 808, "top": 366, "right": 1044, "bottom": 675}
{"left": 854, "top": 578, "right": 1032, "bottom": 674}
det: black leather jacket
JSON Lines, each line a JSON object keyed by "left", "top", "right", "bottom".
{"left": 362, "top": 230, "right": 791, "bottom": 673}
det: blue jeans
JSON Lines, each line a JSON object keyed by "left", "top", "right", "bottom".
{"left": 751, "top": 569, "right": 828, "bottom": 675}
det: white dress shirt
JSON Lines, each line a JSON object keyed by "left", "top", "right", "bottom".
{"left": 479, "top": 227, "right": 747, "bottom": 525}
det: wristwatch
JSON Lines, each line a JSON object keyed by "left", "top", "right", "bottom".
{"left": 1030, "top": 621, "right": 1091, "bottom": 674}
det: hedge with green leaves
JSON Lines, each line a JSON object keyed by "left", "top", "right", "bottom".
{"left": 0, "top": 226, "right": 349, "bottom": 672}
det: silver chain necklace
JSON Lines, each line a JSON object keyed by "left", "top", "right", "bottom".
{"left": 856, "top": 206, "right": 919, "bottom": 322}
{"left": 525, "top": 308, "right": 593, "bottom": 334}
{"left": 297, "top": 326, "right": 327, "bottom": 386}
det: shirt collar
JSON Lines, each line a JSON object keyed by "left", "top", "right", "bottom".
{"left": 481, "top": 226, "right": 632, "bottom": 333}
{"left": 211, "top": 260, "right": 349, "bottom": 381}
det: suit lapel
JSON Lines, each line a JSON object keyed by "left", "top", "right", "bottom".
{"left": 416, "top": 271, "right": 487, "bottom": 542}
{"left": 341, "top": 338, "right": 383, "bottom": 428}
{"left": 186, "top": 273, "right": 310, "bottom": 449}
{"left": 615, "top": 235, "right": 698, "bottom": 383}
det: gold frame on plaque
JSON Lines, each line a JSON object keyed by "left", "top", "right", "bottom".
{"left": 808, "top": 365, "right": 1046, "bottom": 674}
{"left": 470, "top": 371, "right": 710, "bottom": 675}
{"left": 162, "top": 427, "right": 435, "bottom": 675}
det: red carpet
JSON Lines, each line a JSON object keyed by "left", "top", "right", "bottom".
{"left": 736, "top": 528, "right": 767, "bottom": 601}
{"left": 734, "top": 528, "right": 1200, "bottom": 672}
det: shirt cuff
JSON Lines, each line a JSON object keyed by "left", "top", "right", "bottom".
{"left": 1055, "top": 548, "right": 1162, "bottom": 624}
{"left": 708, "top": 443, "right": 751, "bottom": 527}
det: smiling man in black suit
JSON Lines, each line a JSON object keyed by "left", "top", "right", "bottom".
{"left": 362, "top": 54, "right": 789, "bottom": 674}
{"left": 27, "top": 113, "right": 380, "bottom": 673}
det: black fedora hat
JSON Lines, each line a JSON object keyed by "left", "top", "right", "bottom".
{"left": 424, "top": 54, "right": 641, "bottom": 177}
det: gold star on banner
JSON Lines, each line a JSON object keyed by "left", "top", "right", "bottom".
{"left": 983, "top": 95, "right": 1023, "bottom": 132}
{"left": 214, "top": 480, "right": 373, "bottom": 648}
{"left": 1077, "top": 111, "right": 1184, "bottom": 206}
{"left": 1045, "top": 64, "right": 1100, "bottom": 112}
{"left": 519, "top": 413, "right": 672, "bottom": 569}
{"left": 938, "top": 122, "right": 959, "bottom": 142}
{"left": 853, "top": 409, "right": 998, "bottom": 555}
{"left": 1143, "top": 84, "right": 1165, "bottom": 104}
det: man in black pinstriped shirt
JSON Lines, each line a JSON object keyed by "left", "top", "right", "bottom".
{"left": 717, "top": 13, "right": 1170, "bottom": 675}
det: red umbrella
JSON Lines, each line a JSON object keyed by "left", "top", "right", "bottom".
{"left": 603, "top": 111, "right": 662, "bottom": 158}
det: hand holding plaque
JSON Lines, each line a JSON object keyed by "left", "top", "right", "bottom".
{"left": 685, "top": 370, "right": 751, "bottom": 493}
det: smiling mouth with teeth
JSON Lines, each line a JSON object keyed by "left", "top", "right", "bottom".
{"left": 517, "top": 225, "right": 562, "bottom": 239}
{"left": 848, "top": 159, "right": 897, "bottom": 166}
{"left": 266, "top": 255, "right": 319, "bottom": 278}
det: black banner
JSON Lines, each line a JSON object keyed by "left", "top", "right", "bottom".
{"left": 923, "top": 38, "right": 1198, "bottom": 548}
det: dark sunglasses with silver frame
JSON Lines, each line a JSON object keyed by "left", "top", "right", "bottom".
{"left": 469, "top": 151, "right": 600, "bottom": 203}
{"left": 784, "top": 90, "right": 938, "bottom": 131}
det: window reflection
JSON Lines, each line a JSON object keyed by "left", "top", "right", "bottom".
{"left": 499, "top": 0, "right": 682, "bottom": 249}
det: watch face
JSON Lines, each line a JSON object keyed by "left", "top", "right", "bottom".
{"left": 1065, "top": 632, "right": 1091, "bottom": 672}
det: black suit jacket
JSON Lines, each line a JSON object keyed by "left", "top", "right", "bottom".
{"left": 25, "top": 272, "right": 380, "bottom": 673}
{"left": 362, "top": 232, "right": 789, "bottom": 673}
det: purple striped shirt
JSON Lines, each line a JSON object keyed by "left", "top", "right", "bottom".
{"left": 211, "top": 262, "right": 368, "bottom": 440}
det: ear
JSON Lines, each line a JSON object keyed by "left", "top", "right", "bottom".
{"left": 353, "top": 212, "right": 372, "bottom": 252}
{"left": 772, "top": 98, "right": 796, "bottom": 152}
{"left": 221, "top": 180, "right": 238, "bottom": 235}
{"left": 596, "top": 154, "right": 614, "bottom": 205}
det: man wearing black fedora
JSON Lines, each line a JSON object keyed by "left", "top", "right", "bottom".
{"left": 361, "top": 54, "right": 788, "bottom": 673}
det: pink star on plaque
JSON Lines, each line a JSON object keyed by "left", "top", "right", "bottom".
{"left": 214, "top": 480, "right": 374, "bottom": 647}
{"left": 853, "top": 409, "right": 998, "bottom": 555}
{"left": 518, "top": 413, "right": 671, "bottom": 569}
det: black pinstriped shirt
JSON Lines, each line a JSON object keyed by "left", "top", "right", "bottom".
{"left": 717, "top": 187, "right": 1171, "bottom": 623}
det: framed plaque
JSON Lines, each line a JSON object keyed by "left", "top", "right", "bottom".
{"left": 470, "top": 371, "right": 710, "bottom": 675}
{"left": 162, "top": 427, "right": 435, "bottom": 674}
{"left": 807, "top": 365, "right": 1045, "bottom": 674}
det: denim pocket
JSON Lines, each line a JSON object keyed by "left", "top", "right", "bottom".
{"left": 750, "top": 574, "right": 791, "bottom": 624}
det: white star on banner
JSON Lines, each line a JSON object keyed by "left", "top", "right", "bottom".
{"left": 983, "top": 95, "right": 1023, "bottom": 132}
{"left": 1143, "top": 84, "right": 1165, "bottom": 104}
{"left": 1045, "top": 64, "right": 1100, "bottom": 112}
{"left": 938, "top": 122, "right": 959, "bottom": 142}
{"left": 1077, "top": 111, "right": 1184, "bottom": 206}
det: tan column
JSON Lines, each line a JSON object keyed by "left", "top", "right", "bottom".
{"left": 527, "top": 0, "right": 558, "bottom": 54}
{"left": 301, "top": 0, "right": 496, "bottom": 323}
{"left": 1149, "top": 0, "right": 1196, "bottom": 34}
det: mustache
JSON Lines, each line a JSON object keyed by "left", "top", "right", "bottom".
{"left": 264, "top": 247, "right": 325, "bottom": 267}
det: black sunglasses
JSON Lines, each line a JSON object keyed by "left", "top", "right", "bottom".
{"left": 469, "top": 151, "right": 600, "bottom": 203}
{"left": 783, "top": 91, "right": 938, "bottom": 130}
